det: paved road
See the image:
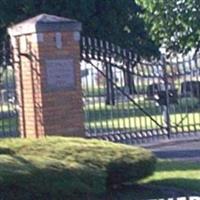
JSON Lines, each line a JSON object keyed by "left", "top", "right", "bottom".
{"left": 144, "top": 138, "right": 200, "bottom": 161}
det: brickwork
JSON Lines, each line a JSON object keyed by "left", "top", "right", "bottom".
{"left": 8, "top": 14, "right": 84, "bottom": 138}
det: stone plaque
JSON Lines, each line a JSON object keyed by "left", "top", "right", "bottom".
{"left": 46, "top": 59, "right": 75, "bottom": 90}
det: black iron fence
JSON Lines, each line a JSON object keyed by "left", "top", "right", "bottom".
{"left": 0, "top": 39, "right": 18, "bottom": 137}
{"left": 81, "top": 36, "right": 200, "bottom": 143}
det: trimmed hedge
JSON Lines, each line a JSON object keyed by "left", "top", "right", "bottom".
{"left": 0, "top": 137, "right": 156, "bottom": 199}
{"left": 107, "top": 152, "right": 156, "bottom": 188}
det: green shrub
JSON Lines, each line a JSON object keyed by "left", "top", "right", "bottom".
{"left": 178, "top": 97, "right": 200, "bottom": 109}
{"left": 0, "top": 137, "right": 156, "bottom": 199}
{"left": 106, "top": 150, "right": 156, "bottom": 188}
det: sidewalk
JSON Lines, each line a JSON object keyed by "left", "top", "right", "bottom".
{"left": 140, "top": 133, "right": 200, "bottom": 161}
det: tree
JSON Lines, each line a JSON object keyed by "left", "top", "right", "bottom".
{"left": 0, "top": 0, "right": 159, "bottom": 58}
{"left": 136, "top": 0, "right": 200, "bottom": 55}
{"left": 0, "top": 0, "right": 161, "bottom": 105}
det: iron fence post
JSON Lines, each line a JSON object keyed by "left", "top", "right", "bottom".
{"left": 105, "top": 62, "right": 115, "bottom": 105}
{"left": 162, "top": 54, "right": 171, "bottom": 139}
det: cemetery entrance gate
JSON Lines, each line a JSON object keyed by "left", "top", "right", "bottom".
{"left": 81, "top": 36, "right": 200, "bottom": 143}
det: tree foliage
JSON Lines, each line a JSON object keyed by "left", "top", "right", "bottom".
{"left": 136, "top": 0, "right": 200, "bottom": 55}
{"left": 0, "top": 0, "right": 159, "bottom": 58}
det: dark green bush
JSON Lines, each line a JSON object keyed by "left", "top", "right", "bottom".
{"left": 0, "top": 137, "right": 156, "bottom": 199}
{"left": 106, "top": 151, "right": 156, "bottom": 188}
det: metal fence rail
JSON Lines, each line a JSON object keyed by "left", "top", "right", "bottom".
{"left": 81, "top": 36, "right": 200, "bottom": 143}
{"left": 0, "top": 39, "right": 18, "bottom": 137}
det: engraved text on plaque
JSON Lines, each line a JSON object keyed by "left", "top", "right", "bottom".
{"left": 45, "top": 59, "right": 75, "bottom": 90}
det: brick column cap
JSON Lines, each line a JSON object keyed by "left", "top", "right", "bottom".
{"left": 8, "top": 13, "right": 82, "bottom": 36}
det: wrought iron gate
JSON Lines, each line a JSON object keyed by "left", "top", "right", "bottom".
{"left": 81, "top": 36, "right": 200, "bottom": 143}
{"left": 0, "top": 39, "right": 18, "bottom": 137}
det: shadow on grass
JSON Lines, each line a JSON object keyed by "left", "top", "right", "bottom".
{"left": 104, "top": 182, "right": 200, "bottom": 200}
{"left": 147, "top": 178, "right": 200, "bottom": 194}
{"left": 105, "top": 184, "right": 169, "bottom": 200}
{"left": 155, "top": 160, "right": 200, "bottom": 172}
{"left": 1, "top": 155, "right": 199, "bottom": 200}
{"left": 2, "top": 146, "right": 199, "bottom": 200}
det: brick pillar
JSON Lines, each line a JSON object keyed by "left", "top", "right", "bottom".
{"left": 8, "top": 14, "right": 85, "bottom": 138}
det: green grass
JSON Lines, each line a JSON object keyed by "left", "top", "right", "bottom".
{"left": 85, "top": 97, "right": 200, "bottom": 132}
{"left": 0, "top": 137, "right": 155, "bottom": 200}
{"left": 110, "top": 159, "right": 200, "bottom": 200}
{"left": 142, "top": 160, "right": 200, "bottom": 192}
{"left": 83, "top": 87, "right": 106, "bottom": 97}
{"left": 0, "top": 137, "right": 199, "bottom": 199}
{"left": 0, "top": 117, "right": 18, "bottom": 132}
{"left": 88, "top": 111, "right": 200, "bottom": 132}
{"left": 1, "top": 97, "right": 200, "bottom": 134}
{"left": 0, "top": 103, "right": 18, "bottom": 133}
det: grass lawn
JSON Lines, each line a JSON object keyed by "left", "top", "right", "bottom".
{"left": 142, "top": 160, "right": 200, "bottom": 192}
{"left": 0, "top": 103, "right": 18, "bottom": 133}
{"left": 0, "top": 137, "right": 199, "bottom": 199}
{"left": 0, "top": 137, "right": 156, "bottom": 200}
{"left": 88, "top": 112, "right": 200, "bottom": 133}
{"left": 109, "top": 160, "right": 200, "bottom": 200}
{"left": 0, "top": 117, "right": 18, "bottom": 133}
{"left": 84, "top": 97, "right": 200, "bottom": 134}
